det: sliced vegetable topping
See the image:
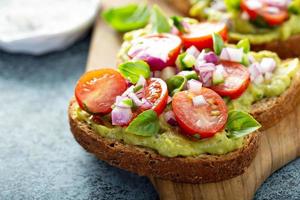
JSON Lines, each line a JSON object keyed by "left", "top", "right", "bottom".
{"left": 127, "top": 34, "right": 182, "bottom": 70}
{"left": 210, "top": 61, "right": 250, "bottom": 99}
{"left": 172, "top": 88, "right": 228, "bottom": 138}
{"left": 181, "top": 22, "right": 227, "bottom": 50}
{"left": 75, "top": 69, "right": 127, "bottom": 114}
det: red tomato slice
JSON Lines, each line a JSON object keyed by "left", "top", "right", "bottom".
{"left": 172, "top": 88, "right": 228, "bottom": 138}
{"left": 259, "top": 6, "right": 288, "bottom": 26}
{"left": 127, "top": 34, "right": 182, "bottom": 71}
{"left": 75, "top": 69, "right": 127, "bottom": 114}
{"left": 241, "top": 0, "right": 288, "bottom": 26}
{"left": 144, "top": 78, "right": 168, "bottom": 115}
{"left": 181, "top": 22, "right": 227, "bottom": 50}
{"left": 210, "top": 61, "right": 250, "bottom": 99}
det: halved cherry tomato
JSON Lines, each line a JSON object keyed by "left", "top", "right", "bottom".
{"left": 75, "top": 69, "right": 127, "bottom": 114}
{"left": 181, "top": 22, "right": 227, "bottom": 50}
{"left": 259, "top": 6, "right": 288, "bottom": 26}
{"left": 134, "top": 78, "right": 168, "bottom": 117}
{"left": 127, "top": 34, "right": 182, "bottom": 71}
{"left": 144, "top": 78, "right": 168, "bottom": 114}
{"left": 241, "top": 0, "right": 288, "bottom": 26}
{"left": 210, "top": 61, "right": 250, "bottom": 99}
{"left": 172, "top": 88, "right": 228, "bottom": 138}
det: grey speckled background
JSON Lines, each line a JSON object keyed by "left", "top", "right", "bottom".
{"left": 0, "top": 35, "right": 299, "bottom": 200}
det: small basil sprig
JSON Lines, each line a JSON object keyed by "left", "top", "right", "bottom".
{"left": 166, "top": 75, "right": 187, "bottom": 96}
{"left": 126, "top": 110, "right": 160, "bottom": 136}
{"left": 224, "top": 0, "right": 241, "bottom": 12}
{"left": 237, "top": 38, "right": 250, "bottom": 53}
{"left": 151, "top": 5, "right": 172, "bottom": 33}
{"left": 212, "top": 33, "right": 224, "bottom": 55}
{"left": 289, "top": 0, "right": 300, "bottom": 14}
{"left": 226, "top": 110, "right": 261, "bottom": 138}
{"left": 171, "top": 16, "right": 188, "bottom": 33}
{"left": 118, "top": 60, "right": 150, "bottom": 84}
{"left": 102, "top": 4, "right": 150, "bottom": 32}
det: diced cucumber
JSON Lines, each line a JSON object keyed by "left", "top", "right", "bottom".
{"left": 212, "top": 70, "right": 225, "bottom": 85}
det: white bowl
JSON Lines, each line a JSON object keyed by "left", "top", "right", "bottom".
{"left": 0, "top": 0, "right": 101, "bottom": 55}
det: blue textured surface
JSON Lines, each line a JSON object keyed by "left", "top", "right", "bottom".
{"left": 0, "top": 36, "right": 299, "bottom": 200}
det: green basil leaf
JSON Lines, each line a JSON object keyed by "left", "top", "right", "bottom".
{"left": 224, "top": 0, "right": 241, "bottom": 12}
{"left": 118, "top": 60, "right": 151, "bottom": 84}
{"left": 102, "top": 4, "right": 150, "bottom": 32}
{"left": 288, "top": 0, "right": 300, "bottom": 14}
{"left": 226, "top": 110, "right": 261, "bottom": 138}
{"left": 171, "top": 16, "right": 187, "bottom": 33}
{"left": 212, "top": 33, "right": 224, "bottom": 55}
{"left": 126, "top": 110, "right": 160, "bottom": 136}
{"left": 237, "top": 38, "right": 250, "bottom": 53}
{"left": 166, "top": 75, "right": 187, "bottom": 96}
{"left": 151, "top": 5, "right": 171, "bottom": 33}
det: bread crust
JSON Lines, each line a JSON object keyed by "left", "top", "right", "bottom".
{"left": 251, "top": 71, "right": 300, "bottom": 130}
{"left": 69, "top": 100, "right": 259, "bottom": 184}
{"left": 165, "top": 0, "right": 300, "bottom": 59}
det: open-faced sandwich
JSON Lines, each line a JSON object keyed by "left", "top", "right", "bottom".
{"left": 69, "top": 5, "right": 300, "bottom": 183}
{"left": 165, "top": 0, "right": 300, "bottom": 58}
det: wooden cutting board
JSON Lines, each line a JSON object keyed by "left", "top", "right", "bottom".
{"left": 85, "top": 0, "right": 300, "bottom": 199}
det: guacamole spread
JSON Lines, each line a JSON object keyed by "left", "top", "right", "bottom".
{"left": 229, "top": 52, "right": 300, "bottom": 111}
{"left": 74, "top": 104, "right": 244, "bottom": 157}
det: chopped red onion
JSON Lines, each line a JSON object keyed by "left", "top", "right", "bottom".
{"left": 140, "top": 98, "right": 153, "bottom": 110}
{"left": 128, "top": 92, "right": 143, "bottom": 106}
{"left": 248, "top": 63, "right": 261, "bottom": 81}
{"left": 192, "top": 95, "right": 207, "bottom": 107}
{"left": 195, "top": 62, "right": 215, "bottom": 72}
{"left": 164, "top": 111, "right": 178, "bottom": 126}
{"left": 259, "top": 57, "right": 276, "bottom": 73}
{"left": 253, "top": 74, "right": 264, "bottom": 85}
{"left": 111, "top": 106, "right": 132, "bottom": 126}
{"left": 171, "top": 26, "right": 179, "bottom": 35}
{"left": 220, "top": 47, "right": 243, "bottom": 63}
{"left": 204, "top": 52, "right": 219, "bottom": 64}
{"left": 196, "top": 64, "right": 215, "bottom": 87}
{"left": 136, "top": 75, "right": 146, "bottom": 87}
{"left": 196, "top": 49, "right": 207, "bottom": 63}
{"left": 187, "top": 79, "right": 202, "bottom": 93}
{"left": 186, "top": 46, "right": 200, "bottom": 58}
{"left": 248, "top": 54, "right": 256, "bottom": 64}
{"left": 121, "top": 86, "right": 134, "bottom": 97}
{"left": 115, "top": 96, "right": 132, "bottom": 108}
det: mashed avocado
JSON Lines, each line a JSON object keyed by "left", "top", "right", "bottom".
{"left": 74, "top": 104, "right": 244, "bottom": 157}
{"left": 191, "top": 1, "right": 300, "bottom": 44}
{"left": 229, "top": 51, "right": 300, "bottom": 111}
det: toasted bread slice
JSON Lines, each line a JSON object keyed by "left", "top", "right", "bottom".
{"left": 164, "top": 0, "right": 300, "bottom": 59}
{"left": 69, "top": 100, "right": 259, "bottom": 184}
{"left": 251, "top": 70, "right": 300, "bottom": 130}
